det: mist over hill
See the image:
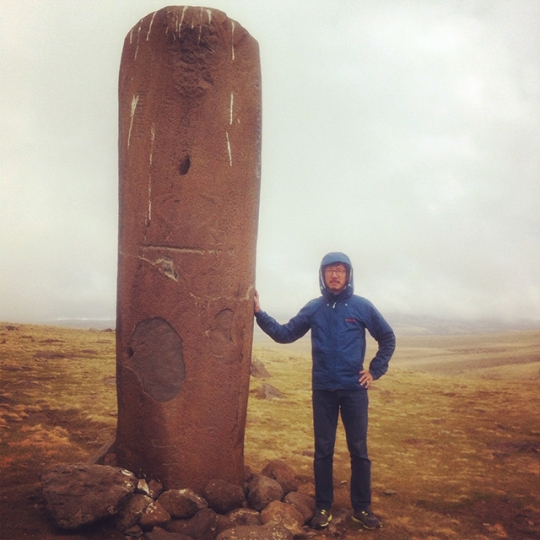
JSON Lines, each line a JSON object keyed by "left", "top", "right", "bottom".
{"left": 255, "top": 312, "right": 540, "bottom": 338}
{"left": 30, "top": 313, "right": 539, "bottom": 337}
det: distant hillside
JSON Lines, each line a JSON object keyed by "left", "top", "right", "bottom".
{"left": 37, "top": 314, "right": 540, "bottom": 337}
{"left": 385, "top": 314, "right": 539, "bottom": 336}
{"left": 254, "top": 313, "right": 539, "bottom": 338}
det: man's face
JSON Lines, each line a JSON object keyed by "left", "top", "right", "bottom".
{"left": 324, "top": 263, "right": 348, "bottom": 293}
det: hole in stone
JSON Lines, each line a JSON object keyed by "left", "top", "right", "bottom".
{"left": 127, "top": 347, "right": 134, "bottom": 357}
{"left": 178, "top": 154, "right": 191, "bottom": 175}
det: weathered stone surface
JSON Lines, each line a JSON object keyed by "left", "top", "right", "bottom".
{"left": 282, "top": 492, "right": 315, "bottom": 524}
{"left": 128, "top": 318, "right": 185, "bottom": 402}
{"left": 137, "top": 478, "right": 151, "bottom": 496}
{"left": 139, "top": 500, "right": 172, "bottom": 530}
{"left": 40, "top": 463, "right": 137, "bottom": 529}
{"left": 261, "top": 461, "right": 298, "bottom": 495}
{"left": 148, "top": 479, "right": 165, "bottom": 499}
{"left": 296, "top": 482, "right": 315, "bottom": 497}
{"left": 217, "top": 508, "right": 261, "bottom": 534}
{"left": 135, "top": 477, "right": 165, "bottom": 499}
{"left": 125, "top": 524, "right": 143, "bottom": 538}
{"left": 116, "top": 5, "right": 261, "bottom": 492}
{"left": 116, "top": 493, "right": 154, "bottom": 531}
{"left": 250, "top": 358, "right": 271, "bottom": 379}
{"left": 203, "top": 479, "right": 245, "bottom": 514}
{"left": 259, "top": 501, "right": 304, "bottom": 537}
{"left": 245, "top": 475, "right": 284, "bottom": 512}
{"left": 216, "top": 525, "right": 293, "bottom": 540}
{"left": 167, "top": 507, "right": 218, "bottom": 540}
{"left": 159, "top": 489, "right": 208, "bottom": 519}
{"left": 145, "top": 526, "right": 193, "bottom": 540}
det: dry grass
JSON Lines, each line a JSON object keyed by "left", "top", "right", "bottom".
{"left": 1, "top": 323, "right": 539, "bottom": 539}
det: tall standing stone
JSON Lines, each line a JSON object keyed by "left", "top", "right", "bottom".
{"left": 116, "top": 6, "right": 261, "bottom": 491}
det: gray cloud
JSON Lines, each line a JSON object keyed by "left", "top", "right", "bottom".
{"left": 1, "top": 0, "right": 539, "bottom": 325}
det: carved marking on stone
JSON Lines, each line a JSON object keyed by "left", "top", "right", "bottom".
{"left": 141, "top": 246, "right": 223, "bottom": 255}
{"left": 149, "top": 124, "right": 156, "bottom": 165}
{"left": 128, "top": 94, "right": 139, "bottom": 148}
{"left": 128, "top": 318, "right": 185, "bottom": 402}
{"left": 225, "top": 132, "right": 233, "bottom": 166}
{"left": 146, "top": 12, "right": 157, "bottom": 41}
{"left": 134, "top": 24, "right": 142, "bottom": 60}
{"left": 231, "top": 20, "right": 235, "bottom": 60}
{"left": 208, "top": 309, "right": 234, "bottom": 357}
{"left": 135, "top": 253, "right": 179, "bottom": 281}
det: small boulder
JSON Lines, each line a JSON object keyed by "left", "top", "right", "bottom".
{"left": 124, "top": 524, "right": 143, "bottom": 538}
{"left": 145, "top": 526, "right": 193, "bottom": 540}
{"left": 246, "top": 475, "right": 284, "bottom": 512}
{"left": 256, "top": 384, "right": 284, "bottom": 400}
{"left": 116, "top": 493, "right": 154, "bottom": 531}
{"left": 40, "top": 463, "right": 137, "bottom": 529}
{"left": 227, "top": 508, "right": 261, "bottom": 527}
{"left": 203, "top": 479, "right": 245, "bottom": 514}
{"left": 139, "top": 500, "right": 171, "bottom": 530}
{"left": 216, "top": 524, "right": 293, "bottom": 540}
{"left": 159, "top": 489, "right": 208, "bottom": 518}
{"left": 217, "top": 508, "right": 261, "bottom": 534}
{"left": 148, "top": 479, "right": 164, "bottom": 499}
{"left": 251, "top": 359, "right": 271, "bottom": 379}
{"left": 261, "top": 461, "right": 298, "bottom": 494}
{"left": 167, "top": 507, "right": 218, "bottom": 540}
{"left": 260, "top": 501, "right": 305, "bottom": 537}
{"left": 283, "top": 492, "right": 315, "bottom": 523}
{"left": 137, "top": 479, "right": 151, "bottom": 496}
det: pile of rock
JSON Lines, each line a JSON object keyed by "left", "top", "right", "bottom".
{"left": 40, "top": 460, "right": 319, "bottom": 539}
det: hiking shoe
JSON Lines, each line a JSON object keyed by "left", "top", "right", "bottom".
{"left": 311, "top": 508, "right": 332, "bottom": 529}
{"left": 352, "top": 508, "right": 382, "bottom": 529}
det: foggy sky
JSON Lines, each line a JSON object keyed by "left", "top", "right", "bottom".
{"left": 1, "top": 0, "right": 539, "bottom": 325}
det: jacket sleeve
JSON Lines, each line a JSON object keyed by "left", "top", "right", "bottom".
{"left": 254, "top": 305, "right": 312, "bottom": 344}
{"left": 364, "top": 302, "right": 396, "bottom": 379}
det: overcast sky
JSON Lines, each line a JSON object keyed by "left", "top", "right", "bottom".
{"left": 1, "top": 0, "right": 539, "bottom": 325}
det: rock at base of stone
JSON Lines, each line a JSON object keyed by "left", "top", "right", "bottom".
{"left": 260, "top": 501, "right": 304, "bottom": 537}
{"left": 245, "top": 475, "right": 284, "bottom": 512}
{"left": 158, "top": 488, "right": 208, "bottom": 519}
{"left": 203, "top": 479, "right": 246, "bottom": 514}
{"left": 216, "top": 524, "right": 293, "bottom": 540}
{"left": 261, "top": 460, "right": 298, "bottom": 495}
{"left": 40, "top": 463, "right": 137, "bottom": 529}
{"left": 282, "top": 492, "right": 315, "bottom": 524}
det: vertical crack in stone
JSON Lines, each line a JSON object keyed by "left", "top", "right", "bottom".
{"left": 128, "top": 318, "right": 185, "bottom": 402}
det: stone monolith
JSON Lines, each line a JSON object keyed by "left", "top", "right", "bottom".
{"left": 116, "top": 6, "right": 261, "bottom": 491}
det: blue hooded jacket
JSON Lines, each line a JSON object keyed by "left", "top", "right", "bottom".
{"left": 255, "top": 252, "right": 396, "bottom": 390}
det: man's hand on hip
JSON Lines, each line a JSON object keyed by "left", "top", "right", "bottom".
{"left": 359, "top": 370, "right": 373, "bottom": 388}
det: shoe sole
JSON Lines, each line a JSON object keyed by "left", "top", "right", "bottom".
{"left": 352, "top": 516, "right": 382, "bottom": 530}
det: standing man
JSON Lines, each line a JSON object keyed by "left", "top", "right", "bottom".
{"left": 254, "top": 252, "right": 395, "bottom": 530}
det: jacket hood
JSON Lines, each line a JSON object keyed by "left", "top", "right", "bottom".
{"left": 319, "top": 252, "right": 354, "bottom": 301}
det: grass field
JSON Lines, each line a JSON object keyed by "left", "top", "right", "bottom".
{"left": 0, "top": 322, "right": 538, "bottom": 539}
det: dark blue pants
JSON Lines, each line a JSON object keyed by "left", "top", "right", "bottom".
{"left": 312, "top": 389, "right": 371, "bottom": 512}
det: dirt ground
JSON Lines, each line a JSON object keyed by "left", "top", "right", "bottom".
{"left": 1, "top": 323, "right": 539, "bottom": 539}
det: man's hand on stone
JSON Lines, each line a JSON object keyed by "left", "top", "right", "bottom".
{"left": 254, "top": 289, "right": 261, "bottom": 314}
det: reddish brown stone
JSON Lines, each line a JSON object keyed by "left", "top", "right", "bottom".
{"left": 115, "top": 6, "right": 261, "bottom": 491}
{"left": 261, "top": 460, "right": 298, "bottom": 495}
